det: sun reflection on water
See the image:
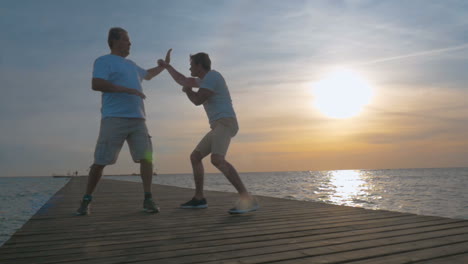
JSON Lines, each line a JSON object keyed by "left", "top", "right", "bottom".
{"left": 324, "top": 170, "right": 370, "bottom": 206}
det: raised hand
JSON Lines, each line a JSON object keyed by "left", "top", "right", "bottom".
{"left": 165, "top": 48, "right": 172, "bottom": 64}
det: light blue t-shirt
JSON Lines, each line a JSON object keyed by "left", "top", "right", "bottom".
{"left": 92, "top": 54, "right": 148, "bottom": 119}
{"left": 199, "top": 70, "right": 236, "bottom": 125}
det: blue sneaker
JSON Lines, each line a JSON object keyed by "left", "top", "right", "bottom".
{"left": 143, "top": 198, "right": 160, "bottom": 213}
{"left": 180, "top": 198, "right": 208, "bottom": 209}
{"left": 75, "top": 198, "right": 91, "bottom": 216}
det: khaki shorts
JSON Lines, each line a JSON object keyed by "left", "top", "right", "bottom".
{"left": 195, "top": 117, "right": 239, "bottom": 157}
{"left": 94, "top": 117, "right": 153, "bottom": 165}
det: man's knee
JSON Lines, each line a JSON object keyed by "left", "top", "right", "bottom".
{"left": 91, "top": 164, "right": 105, "bottom": 171}
{"left": 89, "top": 164, "right": 105, "bottom": 176}
{"left": 140, "top": 159, "right": 152, "bottom": 165}
{"left": 190, "top": 151, "right": 203, "bottom": 164}
{"left": 211, "top": 154, "right": 226, "bottom": 167}
{"left": 140, "top": 159, "right": 153, "bottom": 170}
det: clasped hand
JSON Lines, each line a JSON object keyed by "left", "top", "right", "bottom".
{"left": 158, "top": 48, "right": 172, "bottom": 67}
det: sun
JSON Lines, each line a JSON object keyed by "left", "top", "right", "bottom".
{"left": 312, "top": 69, "right": 374, "bottom": 119}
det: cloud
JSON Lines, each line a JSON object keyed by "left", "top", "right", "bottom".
{"left": 352, "top": 43, "right": 468, "bottom": 67}
{"left": 355, "top": 86, "right": 468, "bottom": 146}
{"left": 2, "top": 1, "right": 468, "bottom": 175}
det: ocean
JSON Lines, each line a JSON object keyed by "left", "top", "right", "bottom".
{"left": 1, "top": 167, "right": 468, "bottom": 246}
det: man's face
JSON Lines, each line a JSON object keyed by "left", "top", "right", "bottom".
{"left": 189, "top": 60, "right": 200, "bottom": 77}
{"left": 113, "top": 32, "right": 131, "bottom": 57}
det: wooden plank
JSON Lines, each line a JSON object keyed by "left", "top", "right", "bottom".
{"left": 418, "top": 252, "right": 468, "bottom": 264}
{"left": 1, "top": 177, "right": 467, "bottom": 264}
{"left": 246, "top": 234, "right": 468, "bottom": 264}
{"left": 3, "top": 218, "right": 465, "bottom": 261}
{"left": 2, "top": 215, "right": 455, "bottom": 255}
{"left": 344, "top": 242, "right": 468, "bottom": 264}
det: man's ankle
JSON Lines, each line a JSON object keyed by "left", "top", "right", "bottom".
{"left": 144, "top": 192, "right": 153, "bottom": 200}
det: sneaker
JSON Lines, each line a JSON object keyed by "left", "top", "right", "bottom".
{"left": 180, "top": 198, "right": 208, "bottom": 209}
{"left": 143, "top": 198, "right": 160, "bottom": 213}
{"left": 75, "top": 198, "right": 91, "bottom": 216}
{"left": 228, "top": 197, "right": 259, "bottom": 214}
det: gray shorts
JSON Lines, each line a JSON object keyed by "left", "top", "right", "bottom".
{"left": 94, "top": 117, "right": 153, "bottom": 165}
{"left": 195, "top": 117, "right": 239, "bottom": 157}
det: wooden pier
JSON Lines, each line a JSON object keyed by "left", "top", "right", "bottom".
{"left": 1, "top": 177, "right": 468, "bottom": 263}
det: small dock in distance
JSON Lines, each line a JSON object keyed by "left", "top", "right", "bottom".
{"left": 1, "top": 177, "right": 468, "bottom": 263}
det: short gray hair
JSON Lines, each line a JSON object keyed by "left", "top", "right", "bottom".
{"left": 108, "top": 27, "right": 127, "bottom": 48}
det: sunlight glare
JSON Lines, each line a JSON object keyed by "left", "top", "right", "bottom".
{"left": 312, "top": 69, "right": 373, "bottom": 119}
{"left": 328, "top": 170, "right": 368, "bottom": 206}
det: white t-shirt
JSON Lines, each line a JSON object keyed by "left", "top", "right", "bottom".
{"left": 92, "top": 54, "right": 148, "bottom": 119}
{"left": 199, "top": 70, "right": 237, "bottom": 126}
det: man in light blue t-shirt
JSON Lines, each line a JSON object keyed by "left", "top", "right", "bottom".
{"left": 76, "top": 27, "right": 169, "bottom": 215}
{"left": 158, "top": 52, "right": 258, "bottom": 214}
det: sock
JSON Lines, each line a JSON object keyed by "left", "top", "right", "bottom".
{"left": 83, "top": 194, "right": 92, "bottom": 201}
{"left": 144, "top": 192, "right": 152, "bottom": 200}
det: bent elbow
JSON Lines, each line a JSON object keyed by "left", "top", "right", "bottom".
{"left": 194, "top": 100, "right": 205, "bottom": 106}
{"left": 91, "top": 78, "right": 104, "bottom": 92}
{"left": 176, "top": 78, "right": 191, "bottom": 88}
{"left": 91, "top": 84, "right": 101, "bottom": 92}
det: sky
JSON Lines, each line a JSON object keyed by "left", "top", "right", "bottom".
{"left": 1, "top": 0, "right": 468, "bottom": 176}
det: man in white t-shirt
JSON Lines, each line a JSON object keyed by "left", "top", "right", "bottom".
{"left": 76, "top": 27, "right": 169, "bottom": 215}
{"left": 158, "top": 52, "right": 258, "bottom": 214}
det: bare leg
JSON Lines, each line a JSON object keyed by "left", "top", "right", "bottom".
{"left": 140, "top": 160, "right": 153, "bottom": 193}
{"left": 85, "top": 164, "right": 105, "bottom": 195}
{"left": 190, "top": 151, "right": 205, "bottom": 199}
{"left": 211, "top": 154, "right": 249, "bottom": 198}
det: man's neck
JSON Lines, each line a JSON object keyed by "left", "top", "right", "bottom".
{"left": 198, "top": 70, "right": 209, "bottom": 79}
{"left": 110, "top": 50, "right": 126, "bottom": 58}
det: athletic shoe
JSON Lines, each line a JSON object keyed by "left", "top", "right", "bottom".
{"left": 180, "top": 198, "right": 208, "bottom": 209}
{"left": 75, "top": 198, "right": 91, "bottom": 216}
{"left": 228, "top": 197, "right": 259, "bottom": 214}
{"left": 143, "top": 198, "right": 160, "bottom": 213}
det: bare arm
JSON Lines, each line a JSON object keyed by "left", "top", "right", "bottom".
{"left": 145, "top": 49, "right": 172, "bottom": 80}
{"left": 164, "top": 64, "right": 200, "bottom": 87}
{"left": 144, "top": 65, "right": 165, "bottom": 80}
{"left": 157, "top": 49, "right": 199, "bottom": 87}
{"left": 92, "top": 78, "right": 146, "bottom": 99}
{"left": 182, "top": 86, "right": 214, "bottom": 106}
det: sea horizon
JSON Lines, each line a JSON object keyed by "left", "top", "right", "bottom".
{"left": 2, "top": 165, "right": 468, "bottom": 178}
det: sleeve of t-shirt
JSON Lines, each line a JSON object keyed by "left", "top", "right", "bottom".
{"left": 92, "top": 57, "right": 111, "bottom": 80}
{"left": 132, "top": 61, "right": 148, "bottom": 80}
{"left": 139, "top": 67, "right": 148, "bottom": 80}
{"left": 195, "top": 77, "right": 202, "bottom": 87}
{"left": 200, "top": 71, "right": 217, "bottom": 92}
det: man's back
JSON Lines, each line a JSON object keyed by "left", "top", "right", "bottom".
{"left": 199, "top": 70, "right": 236, "bottom": 125}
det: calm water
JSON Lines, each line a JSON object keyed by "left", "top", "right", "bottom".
{"left": 1, "top": 167, "right": 468, "bottom": 246}
{"left": 0, "top": 177, "right": 69, "bottom": 246}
